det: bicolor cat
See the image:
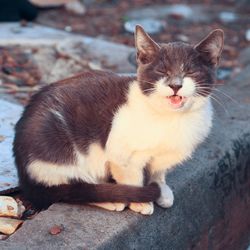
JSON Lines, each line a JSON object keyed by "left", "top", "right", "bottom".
{"left": 13, "top": 25, "right": 224, "bottom": 215}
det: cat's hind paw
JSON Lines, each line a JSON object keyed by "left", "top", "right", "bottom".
{"left": 156, "top": 183, "right": 174, "bottom": 208}
{"left": 89, "top": 202, "right": 126, "bottom": 211}
{"left": 129, "top": 202, "right": 154, "bottom": 215}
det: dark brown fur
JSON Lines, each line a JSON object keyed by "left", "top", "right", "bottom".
{"left": 14, "top": 70, "right": 161, "bottom": 209}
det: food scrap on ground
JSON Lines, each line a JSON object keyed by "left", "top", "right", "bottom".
{"left": 49, "top": 224, "right": 64, "bottom": 235}
{"left": 0, "top": 196, "right": 25, "bottom": 218}
{"left": 0, "top": 196, "right": 25, "bottom": 236}
{"left": 0, "top": 217, "right": 23, "bottom": 235}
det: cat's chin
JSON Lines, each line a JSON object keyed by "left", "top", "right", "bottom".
{"left": 166, "top": 95, "right": 187, "bottom": 109}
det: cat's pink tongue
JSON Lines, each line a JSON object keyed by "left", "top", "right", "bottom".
{"left": 169, "top": 95, "right": 182, "bottom": 105}
{"left": 167, "top": 95, "right": 186, "bottom": 108}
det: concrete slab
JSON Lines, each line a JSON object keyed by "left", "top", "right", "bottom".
{"left": 1, "top": 66, "right": 250, "bottom": 249}
{"left": 0, "top": 100, "right": 23, "bottom": 194}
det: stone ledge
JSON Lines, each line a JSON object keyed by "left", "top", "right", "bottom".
{"left": 1, "top": 68, "right": 250, "bottom": 250}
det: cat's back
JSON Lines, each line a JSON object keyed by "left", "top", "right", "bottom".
{"left": 14, "top": 70, "right": 135, "bottom": 151}
{"left": 36, "top": 70, "right": 134, "bottom": 104}
{"left": 21, "top": 70, "right": 135, "bottom": 117}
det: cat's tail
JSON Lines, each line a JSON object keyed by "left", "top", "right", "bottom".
{"left": 23, "top": 181, "right": 161, "bottom": 210}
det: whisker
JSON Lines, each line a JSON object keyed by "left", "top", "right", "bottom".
{"left": 195, "top": 91, "right": 230, "bottom": 116}
{"left": 212, "top": 89, "right": 238, "bottom": 105}
{"left": 143, "top": 88, "right": 156, "bottom": 92}
{"left": 195, "top": 89, "right": 226, "bottom": 105}
{"left": 195, "top": 81, "right": 224, "bottom": 86}
{"left": 196, "top": 86, "right": 239, "bottom": 105}
{"left": 139, "top": 79, "right": 156, "bottom": 85}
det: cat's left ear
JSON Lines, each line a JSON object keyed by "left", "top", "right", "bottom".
{"left": 194, "top": 29, "right": 224, "bottom": 67}
{"left": 135, "top": 25, "right": 160, "bottom": 64}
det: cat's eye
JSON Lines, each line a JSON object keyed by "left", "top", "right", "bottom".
{"left": 155, "top": 69, "right": 165, "bottom": 75}
{"left": 187, "top": 71, "right": 197, "bottom": 76}
{"left": 155, "top": 69, "right": 169, "bottom": 76}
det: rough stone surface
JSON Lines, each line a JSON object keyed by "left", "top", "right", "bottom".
{"left": 239, "top": 47, "right": 250, "bottom": 66}
{"left": 0, "top": 66, "right": 249, "bottom": 249}
{"left": 0, "top": 100, "right": 23, "bottom": 194}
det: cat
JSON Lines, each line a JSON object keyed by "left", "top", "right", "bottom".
{"left": 13, "top": 25, "right": 224, "bottom": 215}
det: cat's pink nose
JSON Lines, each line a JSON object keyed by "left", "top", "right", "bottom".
{"left": 169, "top": 84, "right": 182, "bottom": 95}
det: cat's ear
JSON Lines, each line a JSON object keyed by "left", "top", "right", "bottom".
{"left": 194, "top": 29, "right": 224, "bottom": 67}
{"left": 135, "top": 25, "right": 160, "bottom": 64}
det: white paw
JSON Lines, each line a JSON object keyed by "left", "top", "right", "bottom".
{"left": 129, "top": 202, "right": 154, "bottom": 215}
{"left": 156, "top": 183, "right": 174, "bottom": 208}
{"left": 89, "top": 202, "right": 126, "bottom": 211}
{"left": 113, "top": 202, "right": 127, "bottom": 211}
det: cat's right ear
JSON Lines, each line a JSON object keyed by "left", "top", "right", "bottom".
{"left": 194, "top": 29, "right": 224, "bottom": 67}
{"left": 135, "top": 25, "right": 160, "bottom": 64}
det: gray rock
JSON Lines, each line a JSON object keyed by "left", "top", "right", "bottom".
{"left": 0, "top": 23, "right": 136, "bottom": 74}
{"left": 124, "top": 19, "right": 165, "bottom": 34}
{"left": 219, "top": 11, "right": 237, "bottom": 23}
{"left": 167, "top": 4, "right": 193, "bottom": 19}
{"left": 176, "top": 34, "right": 189, "bottom": 42}
{"left": 217, "top": 67, "right": 232, "bottom": 80}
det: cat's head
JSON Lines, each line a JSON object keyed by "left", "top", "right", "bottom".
{"left": 135, "top": 25, "right": 224, "bottom": 113}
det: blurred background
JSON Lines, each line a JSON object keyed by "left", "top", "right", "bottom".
{"left": 0, "top": 0, "right": 249, "bottom": 105}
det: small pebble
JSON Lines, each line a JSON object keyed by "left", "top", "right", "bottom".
{"left": 64, "top": 26, "right": 72, "bottom": 32}
{"left": 65, "top": 0, "right": 86, "bottom": 15}
{"left": 219, "top": 12, "right": 237, "bottom": 23}
{"left": 124, "top": 18, "right": 165, "bottom": 34}
{"left": 168, "top": 4, "right": 192, "bottom": 19}
{"left": 10, "top": 26, "right": 22, "bottom": 34}
{"left": 246, "top": 29, "right": 250, "bottom": 41}
{"left": 49, "top": 224, "right": 64, "bottom": 235}
{"left": 176, "top": 34, "right": 189, "bottom": 42}
{"left": 217, "top": 68, "right": 232, "bottom": 80}
{"left": 88, "top": 61, "right": 102, "bottom": 70}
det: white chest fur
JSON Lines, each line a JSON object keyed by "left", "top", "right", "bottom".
{"left": 27, "top": 82, "right": 213, "bottom": 186}
{"left": 106, "top": 82, "right": 213, "bottom": 172}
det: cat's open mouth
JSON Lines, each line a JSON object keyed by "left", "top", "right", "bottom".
{"left": 166, "top": 95, "right": 187, "bottom": 108}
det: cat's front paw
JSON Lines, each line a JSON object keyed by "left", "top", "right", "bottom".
{"left": 89, "top": 202, "right": 126, "bottom": 211}
{"left": 157, "top": 183, "right": 174, "bottom": 208}
{"left": 129, "top": 202, "right": 154, "bottom": 215}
